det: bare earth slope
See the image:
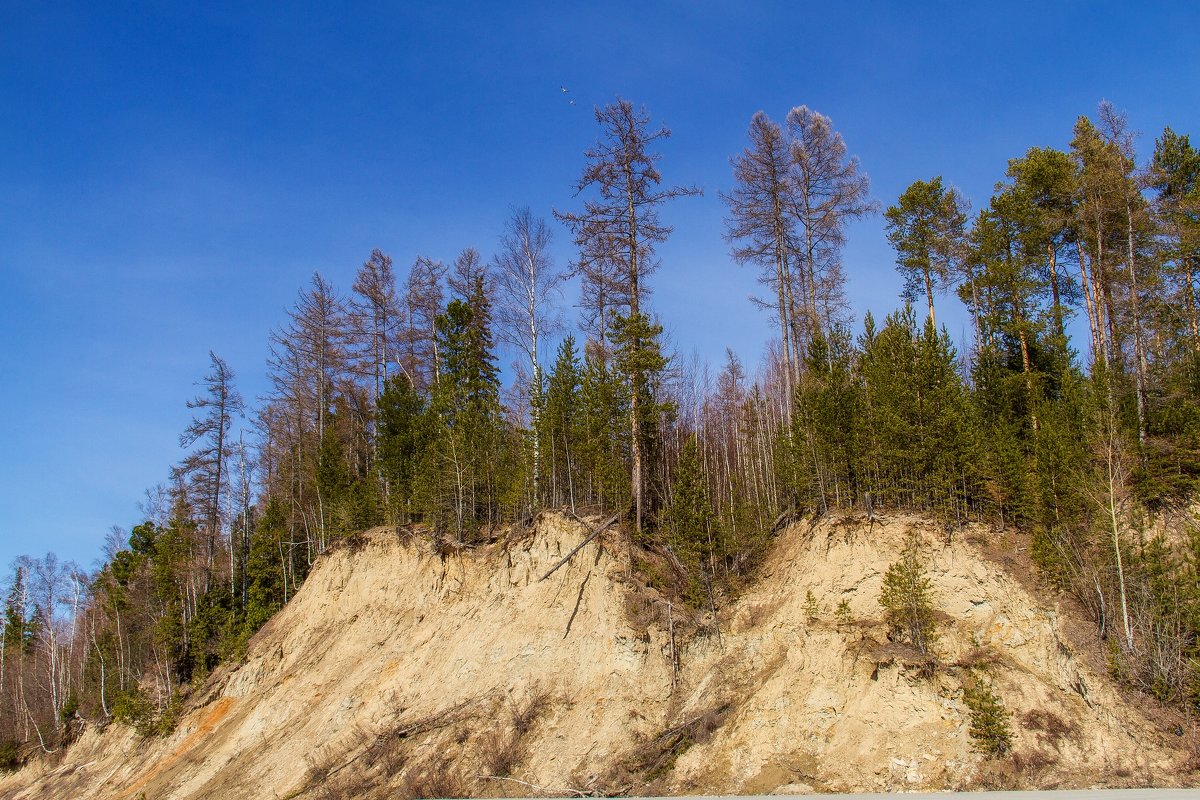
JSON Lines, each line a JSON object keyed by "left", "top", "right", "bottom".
{"left": 2, "top": 513, "right": 1193, "bottom": 798}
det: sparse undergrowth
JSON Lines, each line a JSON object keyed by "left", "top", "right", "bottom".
{"left": 111, "top": 687, "right": 182, "bottom": 739}
{"left": 600, "top": 704, "right": 732, "bottom": 794}
{"left": 479, "top": 685, "right": 553, "bottom": 779}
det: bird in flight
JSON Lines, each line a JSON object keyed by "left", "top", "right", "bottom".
{"left": 560, "top": 85, "right": 569, "bottom": 93}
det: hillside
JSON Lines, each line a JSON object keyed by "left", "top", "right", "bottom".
{"left": 1, "top": 512, "right": 1194, "bottom": 799}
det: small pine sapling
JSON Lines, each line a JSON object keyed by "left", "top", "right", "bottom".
{"left": 963, "top": 675, "right": 1013, "bottom": 758}
{"left": 835, "top": 599, "right": 854, "bottom": 626}
{"left": 879, "top": 532, "right": 938, "bottom": 654}
{"left": 803, "top": 589, "right": 821, "bottom": 622}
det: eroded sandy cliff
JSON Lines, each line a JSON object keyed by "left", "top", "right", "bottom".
{"left": 1, "top": 512, "right": 1191, "bottom": 799}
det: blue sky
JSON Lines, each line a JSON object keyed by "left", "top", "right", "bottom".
{"left": 2, "top": 1, "right": 1198, "bottom": 572}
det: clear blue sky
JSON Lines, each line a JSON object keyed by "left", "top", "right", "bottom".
{"left": 2, "top": 1, "right": 1197, "bottom": 572}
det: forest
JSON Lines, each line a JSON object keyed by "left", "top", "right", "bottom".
{"left": 2, "top": 97, "right": 1198, "bottom": 766}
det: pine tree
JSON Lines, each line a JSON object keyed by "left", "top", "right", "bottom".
{"left": 962, "top": 676, "right": 1013, "bottom": 758}
{"left": 970, "top": 190, "right": 1050, "bottom": 434}
{"left": 665, "top": 436, "right": 713, "bottom": 607}
{"left": 1003, "top": 147, "right": 1078, "bottom": 343}
{"left": 1143, "top": 129, "right": 1200, "bottom": 500}
{"left": 885, "top": 177, "right": 969, "bottom": 328}
{"left": 1150, "top": 128, "right": 1200, "bottom": 355}
{"left": 879, "top": 533, "right": 938, "bottom": 655}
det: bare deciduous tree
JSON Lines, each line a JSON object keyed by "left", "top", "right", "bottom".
{"left": 265, "top": 273, "right": 347, "bottom": 558}
{"left": 403, "top": 256, "right": 446, "bottom": 392}
{"left": 173, "top": 352, "right": 244, "bottom": 594}
{"left": 723, "top": 112, "right": 799, "bottom": 409}
{"left": 349, "top": 249, "right": 402, "bottom": 402}
{"left": 493, "top": 207, "right": 564, "bottom": 505}
{"left": 725, "top": 106, "right": 873, "bottom": 398}
{"left": 785, "top": 105, "right": 876, "bottom": 340}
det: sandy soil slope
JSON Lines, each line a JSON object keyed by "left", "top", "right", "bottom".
{"left": 1, "top": 512, "right": 1193, "bottom": 798}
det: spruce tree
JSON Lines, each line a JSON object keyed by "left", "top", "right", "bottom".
{"left": 578, "top": 345, "right": 630, "bottom": 511}
{"left": 377, "top": 374, "right": 428, "bottom": 521}
{"left": 544, "top": 336, "right": 583, "bottom": 509}
{"left": 611, "top": 311, "right": 674, "bottom": 527}
{"left": 858, "top": 308, "right": 920, "bottom": 508}
{"left": 422, "top": 274, "right": 510, "bottom": 539}
{"left": 793, "top": 326, "right": 861, "bottom": 512}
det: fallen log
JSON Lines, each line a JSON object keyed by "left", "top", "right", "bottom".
{"left": 538, "top": 515, "right": 619, "bottom": 581}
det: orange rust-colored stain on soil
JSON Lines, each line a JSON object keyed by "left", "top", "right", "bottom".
{"left": 377, "top": 658, "right": 402, "bottom": 681}
{"left": 112, "top": 697, "right": 236, "bottom": 800}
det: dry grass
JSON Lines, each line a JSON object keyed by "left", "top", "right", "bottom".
{"left": 856, "top": 637, "right": 940, "bottom": 680}
{"left": 1013, "top": 748, "right": 1060, "bottom": 774}
{"left": 398, "top": 756, "right": 471, "bottom": 800}
{"left": 429, "top": 532, "right": 465, "bottom": 559}
{"left": 333, "top": 530, "right": 372, "bottom": 554}
{"left": 479, "top": 728, "right": 522, "bottom": 779}
{"left": 954, "top": 644, "right": 1003, "bottom": 670}
{"left": 623, "top": 584, "right": 667, "bottom": 632}
{"left": 295, "top": 697, "right": 487, "bottom": 799}
{"left": 1020, "top": 708, "right": 1081, "bottom": 750}
{"left": 1182, "top": 737, "right": 1200, "bottom": 774}
{"left": 599, "top": 703, "right": 731, "bottom": 794}
{"left": 510, "top": 686, "right": 551, "bottom": 735}
{"left": 738, "top": 597, "right": 784, "bottom": 630}
{"left": 479, "top": 684, "right": 553, "bottom": 779}
{"left": 973, "top": 750, "right": 1057, "bottom": 791}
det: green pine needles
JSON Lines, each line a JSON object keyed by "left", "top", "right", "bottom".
{"left": 962, "top": 676, "right": 1013, "bottom": 758}
{"left": 879, "top": 534, "right": 938, "bottom": 654}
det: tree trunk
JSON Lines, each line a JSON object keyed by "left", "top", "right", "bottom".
{"left": 923, "top": 268, "right": 936, "bottom": 328}
{"left": 1048, "top": 241, "right": 1064, "bottom": 339}
{"left": 1185, "top": 268, "right": 1200, "bottom": 354}
{"left": 1106, "top": 431, "right": 1134, "bottom": 652}
{"left": 774, "top": 234, "right": 794, "bottom": 419}
{"left": 1125, "top": 203, "right": 1149, "bottom": 450}
{"left": 1076, "top": 236, "right": 1103, "bottom": 367}
{"left": 625, "top": 156, "right": 644, "bottom": 536}
{"left": 803, "top": 208, "right": 821, "bottom": 339}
